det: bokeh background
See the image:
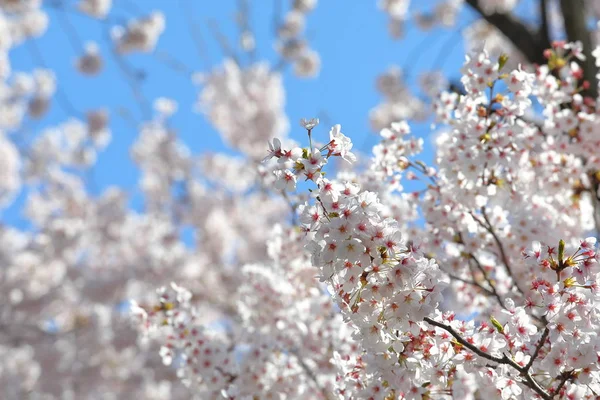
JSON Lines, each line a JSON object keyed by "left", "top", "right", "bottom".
{"left": 3, "top": 0, "right": 488, "bottom": 227}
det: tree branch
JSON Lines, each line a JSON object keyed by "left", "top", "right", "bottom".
{"left": 424, "top": 317, "right": 552, "bottom": 400}
{"left": 524, "top": 326, "right": 549, "bottom": 371}
{"left": 465, "top": 0, "right": 548, "bottom": 65}
{"left": 291, "top": 350, "right": 332, "bottom": 400}
{"left": 553, "top": 370, "right": 575, "bottom": 396}
{"left": 539, "top": 0, "right": 551, "bottom": 52}
{"left": 472, "top": 208, "right": 526, "bottom": 298}
{"left": 559, "top": 0, "right": 599, "bottom": 99}
{"left": 469, "top": 254, "right": 506, "bottom": 308}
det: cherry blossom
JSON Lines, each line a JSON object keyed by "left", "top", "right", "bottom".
{"left": 2, "top": 1, "right": 600, "bottom": 399}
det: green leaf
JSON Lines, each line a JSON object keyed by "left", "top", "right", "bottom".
{"left": 498, "top": 54, "right": 509, "bottom": 71}
{"left": 490, "top": 316, "right": 504, "bottom": 334}
{"left": 558, "top": 239, "right": 565, "bottom": 263}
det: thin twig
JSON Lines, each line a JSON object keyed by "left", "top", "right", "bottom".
{"left": 291, "top": 350, "right": 332, "bottom": 400}
{"left": 154, "top": 50, "right": 194, "bottom": 77}
{"left": 26, "top": 40, "right": 83, "bottom": 118}
{"left": 553, "top": 370, "right": 575, "bottom": 396}
{"left": 237, "top": 0, "right": 257, "bottom": 61}
{"left": 179, "top": 0, "right": 212, "bottom": 70}
{"left": 524, "top": 326, "right": 549, "bottom": 371}
{"left": 446, "top": 271, "right": 496, "bottom": 297}
{"left": 473, "top": 208, "right": 526, "bottom": 298}
{"left": 469, "top": 254, "right": 506, "bottom": 308}
{"left": 281, "top": 190, "right": 298, "bottom": 226}
{"left": 54, "top": 3, "right": 86, "bottom": 53}
{"left": 101, "top": 26, "right": 152, "bottom": 120}
{"left": 430, "top": 23, "right": 474, "bottom": 72}
{"left": 272, "top": 0, "right": 282, "bottom": 35}
{"left": 208, "top": 19, "right": 241, "bottom": 65}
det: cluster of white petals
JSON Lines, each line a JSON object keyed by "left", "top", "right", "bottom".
{"left": 131, "top": 226, "right": 355, "bottom": 399}
{"left": 0, "top": 69, "right": 56, "bottom": 129}
{"left": 2, "top": 0, "right": 600, "bottom": 398}
{"left": 255, "top": 44, "right": 600, "bottom": 399}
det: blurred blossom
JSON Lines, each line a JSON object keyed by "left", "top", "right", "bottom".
{"left": 112, "top": 11, "right": 165, "bottom": 54}
{"left": 0, "top": 132, "right": 20, "bottom": 208}
{"left": 78, "top": 0, "right": 112, "bottom": 19}
{"left": 293, "top": 48, "right": 321, "bottom": 78}
{"left": 76, "top": 42, "right": 103, "bottom": 76}
{"left": 153, "top": 97, "right": 178, "bottom": 117}
{"left": 197, "top": 60, "right": 289, "bottom": 159}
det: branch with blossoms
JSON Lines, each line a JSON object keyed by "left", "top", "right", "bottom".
{"left": 262, "top": 43, "right": 600, "bottom": 398}
{"left": 422, "top": 317, "right": 552, "bottom": 399}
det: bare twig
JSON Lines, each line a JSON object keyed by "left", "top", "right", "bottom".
{"left": 26, "top": 40, "right": 83, "bottom": 118}
{"left": 472, "top": 208, "right": 526, "bottom": 298}
{"left": 179, "top": 0, "right": 212, "bottom": 70}
{"left": 237, "top": 0, "right": 257, "bottom": 61}
{"left": 445, "top": 270, "right": 498, "bottom": 300}
{"left": 54, "top": 3, "right": 86, "bottom": 53}
{"left": 281, "top": 190, "right": 298, "bottom": 226}
{"left": 272, "top": 0, "right": 283, "bottom": 35}
{"left": 291, "top": 350, "right": 332, "bottom": 400}
{"left": 101, "top": 26, "right": 152, "bottom": 120}
{"left": 154, "top": 50, "right": 194, "bottom": 77}
{"left": 469, "top": 254, "right": 506, "bottom": 309}
{"left": 208, "top": 19, "right": 242, "bottom": 66}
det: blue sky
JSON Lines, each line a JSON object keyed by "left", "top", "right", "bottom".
{"left": 4, "top": 1, "right": 480, "bottom": 225}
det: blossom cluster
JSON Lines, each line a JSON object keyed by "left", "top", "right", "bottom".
{"left": 4, "top": 0, "right": 600, "bottom": 398}
{"left": 131, "top": 226, "right": 355, "bottom": 399}
{"left": 275, "top": 0, "right": 321, "bottom": 77}
{"left": 254, "top": 43, "right": 600, "bottom": 398}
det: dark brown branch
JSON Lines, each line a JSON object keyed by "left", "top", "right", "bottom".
{"left": 553, "top": 370, "right": 575, "bottom": 396}
{"left": 539, "top": 0, "right": 551, "bottom": 52}
{"left": 465, "top": 0, "right": 548, "bottom": 65}
{"left": 592, "top": 176, "right": 600, "bottom": 236}
{"left": 424, "top": 317, "right": 552, "bottom": 400}
{"left": 524, "top": 327, "right": 549, "bottom": 371}
{"left": 424, "top": 317, "right": 508, "bottom": 364}
{"left": 559, "top": 0, "right": 599, "bottom": 99}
